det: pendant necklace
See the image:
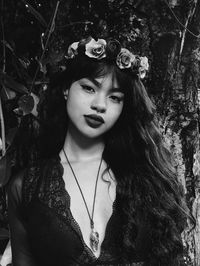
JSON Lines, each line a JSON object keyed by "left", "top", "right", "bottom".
{"left": 63, "top": 149, "right": 103, "bottom": 253}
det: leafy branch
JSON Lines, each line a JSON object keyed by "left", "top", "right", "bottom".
{"left": 30, "top": 0, "right": 61, "bottom": 92}
{"left": 0, "top": 0, "right": 61, "bottom": 187}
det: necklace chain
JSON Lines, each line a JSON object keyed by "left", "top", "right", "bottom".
{"left": 62, "top": 149, "right": 103, "bottom": 229}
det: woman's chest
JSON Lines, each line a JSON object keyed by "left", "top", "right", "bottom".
{"left": 23, "top": 161, "right": 147, "bottom": 264}
{"left": 62, "top": 161, "right": 116, "bottom": 221}
{"left": 62, "top": 162, "right": 116, "bottom": 257}
{"left": 68, "top": 178, "right": 116, "bottom": 229}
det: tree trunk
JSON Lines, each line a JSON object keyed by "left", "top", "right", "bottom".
{"left": 141, "top": 0, "right": 200, "bottom": 264}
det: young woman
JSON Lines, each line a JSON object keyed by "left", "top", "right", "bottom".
{"left": 8, "top": 37, "right": 188, "bottom": 265}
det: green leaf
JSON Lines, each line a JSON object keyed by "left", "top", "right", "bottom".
{"left": 18, "top": 94, "right": 35, "bottom": 115}
{"left": 2, "top": 40, "right": 32, "bottom": 71}
{"left": 6, "top": 128, "right": 18, "bottom": 146}
{"left": 22, "top": 0, "right": 48, "bottom": 28}
{"left": 0, "top": 151, "right": 12, "bottom": 187}
{"left": 14, "top": 93, "right": 39, "bottom": 117}
{"left": 0, "top": 73, "right": 28, "bottom": 94}
{"left": 0, "top": 228, "right": 9, "bottom": 240}
{"left": 1, "top": 40, "right": 14, "bottom": 53}
{"left": 1, "top": 87, "right": 16, "bottom": 101}
{"left": 18, "top": 94, "right": 34, "bottom": 115}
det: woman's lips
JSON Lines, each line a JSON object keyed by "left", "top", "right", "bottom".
{"left": 84, "top": 114, "right": 105, "bottom": 128}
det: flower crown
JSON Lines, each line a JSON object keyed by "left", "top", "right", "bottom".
{"left": 66, "top": 37, "right": 149, "bottom": 79}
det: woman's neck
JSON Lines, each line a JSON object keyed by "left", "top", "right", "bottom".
{"left": 60, "top": 125, "right": 105, "bottom": 163}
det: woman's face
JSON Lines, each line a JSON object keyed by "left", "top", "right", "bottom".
{"left": 65, "top": 72, "right": 124, "bottom": 139}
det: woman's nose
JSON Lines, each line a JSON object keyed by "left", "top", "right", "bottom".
{"left": 91, "top": 95, "right": 107, "bottom": 113}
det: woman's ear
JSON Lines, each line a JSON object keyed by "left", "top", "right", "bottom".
{"left": 63, "top": 90, "right": 68, "bottom": 100}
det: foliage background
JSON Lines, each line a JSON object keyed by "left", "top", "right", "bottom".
{"left": 0, "top": 0, "right": 200, "bottom": 264}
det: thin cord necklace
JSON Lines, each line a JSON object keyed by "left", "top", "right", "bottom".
{"left": 63, "top": 149, "right": 103, "bottom": 253}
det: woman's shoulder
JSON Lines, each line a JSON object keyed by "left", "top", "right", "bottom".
{"left": 8, "top": 161, "right": 42, "bottom": 205}
{"left": 8, "top": 155, "right": 62, "bottom": 206}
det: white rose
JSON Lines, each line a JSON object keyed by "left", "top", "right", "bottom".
{"left": 85, "top": 38, "right": 106, "bottom": 59}
{"left": 67, "top": 41, "right": 79, "bottom": 58}
{"left": 116, "top": 48, "right": 136, "bottom": 69}
{"left": 139, "top": 56, "right": 149, "bottom": 78}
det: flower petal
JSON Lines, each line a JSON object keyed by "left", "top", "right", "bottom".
{"left": 85, "top": 38, "right": 106, "bottom": 59}
{"left": 67, "top": 41, "right": 79, "bottom": 58}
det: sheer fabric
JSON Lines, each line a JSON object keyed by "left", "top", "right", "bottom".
{"left": 8, "top": 157, "right": 148, "bottom": 266}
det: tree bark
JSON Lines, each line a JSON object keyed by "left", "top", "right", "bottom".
{"left": 141, "top": 0, "right": 200, "bottom": 264}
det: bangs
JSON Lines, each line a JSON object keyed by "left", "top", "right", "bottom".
{"left": 66, "top": 56, "right": 133, "bottom": 94}
{"left": 51, "top": 55, "right": 135, "bottom": 96}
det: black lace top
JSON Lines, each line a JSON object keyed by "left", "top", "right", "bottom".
{"left": 8, "top": 157, "right": 150, "bottom": 266}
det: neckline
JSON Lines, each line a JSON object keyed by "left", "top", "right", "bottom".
{"left": 59, "top": 160, "right": 117, "bottom": 261}
{"left": 67, "top": 191, "right": 117, "bottom": 261}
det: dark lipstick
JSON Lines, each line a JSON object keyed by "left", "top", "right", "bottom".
{"left": 84, "top": 114, "right": 104, "bottom": 128}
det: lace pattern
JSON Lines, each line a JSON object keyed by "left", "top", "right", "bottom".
{"left": 23, "top": 158, "right": 100, "bottom": 264}
{"left": 22, "top": 157, "right": 145, "bottom": 265}
{"left": 22, "top": 162, "right": 41, "bottom": 205}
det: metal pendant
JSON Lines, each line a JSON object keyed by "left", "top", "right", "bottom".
{"left": 90, "top": 228, "right": 99, "bottom": 252}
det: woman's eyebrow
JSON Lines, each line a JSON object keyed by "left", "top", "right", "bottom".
{"left": 85, "top": 77, "right": 101, "bottom": 87}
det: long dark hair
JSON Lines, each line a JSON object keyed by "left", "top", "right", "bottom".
{"left": 38, "top": 55, "right": 188, "bottom": 265}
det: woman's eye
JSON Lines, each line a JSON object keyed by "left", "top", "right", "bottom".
{"left": 82, "top": 85, "right": 95, "bottom": 93}
{"left": 110, "top": 95, "right": 124, "bottom": 103}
